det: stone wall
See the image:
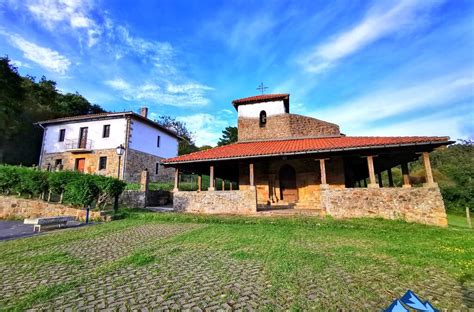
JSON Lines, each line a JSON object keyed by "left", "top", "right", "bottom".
{"left": 41, "top": 148, "right": 123, "bottom": 178}
{"left": 173, "top": 190, "right": 257, "bottom": 214}
{"left": 119, "top": 190, "right": 172, "bottom": 208}
{"left": 321, "top": 186, "right": 448, "bottom": 227}
{"left": 124, "top": 148, "right": 174, "bottom": 183}
{"left": 0, "top": 196, "right": 102, "bottom": 221}
{"left": 238, "top": 113, "right": 340, "bottom": 142}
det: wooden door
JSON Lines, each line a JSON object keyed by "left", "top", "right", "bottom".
{"left": 78, "top": 127, "right": 88, "bottom": 148}
{"left": 75, "top": 158, "right": 85, "bottom": 173}
{"left": 279, "top": 165, "right": 297, "bottom": 203}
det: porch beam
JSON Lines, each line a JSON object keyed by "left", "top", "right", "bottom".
{"left": 319, "top": 159, "right": 329, "bottom": 188}
{"left": 377, "top": 172, "right": 383, "bottom": 187}
{"left": 249, "top": 163, "right": 255, "bottom": 190}
{"left": 401, "top": 162, "right": 411, "bottom": 188}
{"left": 422, "top": 152, "right": 436, "bottom": 186}
{"left": 173, "top": 168, "right": 179, "bottom": 192}
{"left": 387, "top": 168, "right": 394, "bottom": 187}
{"left": 366, "top": 156, "right": 379, "bottom": 188}
{"left": 208, "top": 165, "right": 215, "bottom": 191}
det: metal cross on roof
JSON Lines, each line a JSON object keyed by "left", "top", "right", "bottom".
{"left": 256, "top": 82, "right": 268, "bottom": 95}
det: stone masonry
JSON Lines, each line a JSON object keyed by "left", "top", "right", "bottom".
{"left": 40, "top": 148, "right": 123, "bottom": 178}
{"left": 124, "top": 148, "right": 174, "bottom": 183}
{"left": 174, "top": 189, "right": 257, "bottom": 214}
{"left": 238, "top": 113, "right": 340, "bottom": 141}
{"left": 0, "top": 195, "right": 102, "bottom": 221}
{"left": 320, "top": 186, "right": 448, "bottom": 227}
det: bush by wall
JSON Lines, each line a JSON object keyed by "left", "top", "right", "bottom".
{"left": 0, "top": 165, "right": 126, "bottom": 208}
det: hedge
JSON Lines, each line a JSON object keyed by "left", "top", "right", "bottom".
{"left": 0, "top": 165, "right": 126, "bottom": 208}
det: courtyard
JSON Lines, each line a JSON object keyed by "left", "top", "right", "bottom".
{"left": 0, "top": 211, "right": 472, "bottom": 311}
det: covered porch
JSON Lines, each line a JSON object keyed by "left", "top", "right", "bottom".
{"left": 162, "top": 136, "right": 451, "bottom": 226}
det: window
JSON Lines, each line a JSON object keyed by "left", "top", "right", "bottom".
{"left": 59, "top": 129, "right": 66, "bottom": 142}
{"left": 54, "top": 159, "right": 62, "bottom": 168}
{"left": 99, "top": 156, "right": 107, "bottom": 170}
{"left": 259, "top": 110, "right": 267, "bottom": 127}
{"left": 155, "top": 162, "right": 160, "bottom": 174}
{"left": 102, "top": 124, "right": 110, "bottom": 138}
{"left": 157, "top": 135, "right": 161, "bottom": 147}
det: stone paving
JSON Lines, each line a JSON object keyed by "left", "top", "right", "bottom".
{"left": 0, "top": 222, "right": 472, "bottom": 311}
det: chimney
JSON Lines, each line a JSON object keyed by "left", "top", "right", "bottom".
{"left": 139, "top": 107, "right": 148, "bottom": 118}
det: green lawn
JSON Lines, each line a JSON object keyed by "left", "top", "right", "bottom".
{"left": 0, "top": 210, "right": 472, "bottom": 310}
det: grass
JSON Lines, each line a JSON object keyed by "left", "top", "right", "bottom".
{"left": 448, "top": 213, "right": 473, "bottom": 229}
{"left": 0, "top": 210, "right": 472, "bottom": 310}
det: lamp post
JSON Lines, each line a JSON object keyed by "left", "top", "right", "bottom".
{"left": 116, "top": 144, "right": 125, "bottom": 179}
{"left": 114, "top": 144, "right": 125, "bottom": 213}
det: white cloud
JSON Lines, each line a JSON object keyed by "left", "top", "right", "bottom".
{"left": 104, "top": 79, "right": 213, "bottom": 108}
{"left": 301, "top": 0, "right": 443, "bottom": 73}
{"left": 4, "top": 32, "right": 71, "bottom": 74}
{"left": 313, "top": 72, "right": 474, "bottom": 128}
{"left": 25, "top": 0, "right": 100, "bottom": 47}
{"left": 104, "top": 78, "right": 131, "bottom": 91}
{"left": 176, "top": 113, "right": 229, "bottom": 146}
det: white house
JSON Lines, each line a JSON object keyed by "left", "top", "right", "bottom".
{"left": 36, "top": 108, "right": 179, "bottom": 182}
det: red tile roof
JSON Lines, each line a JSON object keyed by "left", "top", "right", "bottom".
{"left": 162, "top": 136, "right": 451, "bottom": 164}
{"left": 232, "top": 94, "right": 289, "bottom": 107}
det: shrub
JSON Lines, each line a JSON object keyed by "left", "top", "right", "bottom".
{"left": 17, "top": 168, "right": 48, "bottom": 197}
{"left": 48, "top": 170, "right": 81, "bottom": 195}
{"left": 94, "top": 175, "right": 126, "bottom": 208}
{"left": 63, "top": 175, "right": 100, "bottom": 207}
{"left": 0, "top": 165, "right": 21, "bottom": 194}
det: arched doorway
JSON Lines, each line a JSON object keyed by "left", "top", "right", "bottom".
{"left": 279, "top": 165, "right": 297, "bottom": 203}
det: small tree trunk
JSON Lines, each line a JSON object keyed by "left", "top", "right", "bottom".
{"left": 60, "top": 192, "right": 64, "bottom": 204}
{"left": 47, "top": 190, "right": 52, "bottom": 202}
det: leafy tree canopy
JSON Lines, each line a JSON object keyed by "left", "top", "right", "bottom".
{"left": 217, "top": 126, "right": 237, "bottom": 146}
{"left": 0, "top": 56, "right": 105, "bottom": 165}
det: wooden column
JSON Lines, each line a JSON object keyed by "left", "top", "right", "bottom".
{"left": 173, "top": 168, "right": 179, "bottom": 192}
{"left": 221, "top": 179, "right": 225, "bottom": 191}
{"left": 401, "top": 162, "right": 411, "bottom": 188}
{"left": 377, "top": 172, "right": 383, "bottom": 187}
{"left": 422, "top": 152, "right": 435, "bottom": 186}
{"left": 387, "top": 169, "right": 394, "bottom": 187}
{"left": 319, "top": 159, "right": 329, "bottom": 189}
{"left": 249, "top": 163, "right": 255, "bottom": 189}
{"left": 197, "top": 174, "right": 202, "bottom": 192}
{"left": 208, "top": 165, "right": 215, "bottom": 191}
{"left": 366, "top": 156, "right": 379, "bottom": 188}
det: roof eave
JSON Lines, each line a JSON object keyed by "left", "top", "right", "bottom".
{"left": 162, "top": 140, "right": 453, "bottom": 165}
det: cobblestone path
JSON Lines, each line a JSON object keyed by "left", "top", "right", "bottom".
{"left": 0, "top": 223, "right": 202, "bottom": 308}
{"left": 1, "top": 222, "right": 472, "bottom": 311}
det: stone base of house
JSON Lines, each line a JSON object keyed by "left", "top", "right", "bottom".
{"left": 0, "top": 196, "right": 103, "bottom": 221}
{"left": 40, "top": 149, "right": 121, "bottom": 178}
{"left": 172, "top": 186, "right": 448, "bottom": 227}
{"left": 39, "top": 148, "right": 175, "bottom": 183}
{"left": 124, "top": 149, "right": 175, "bottom": 183}
{"left": 173, "top": 190, "right": 257, "bottom": 214}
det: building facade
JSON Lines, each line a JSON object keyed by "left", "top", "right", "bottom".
{"left": 163, "top": 94, "right": 452, "bottom": 227}
{"left": 37, "top": 108, "right": 179, "bottom": 183}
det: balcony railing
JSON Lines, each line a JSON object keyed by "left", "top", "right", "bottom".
{"left": 65, "top": 138, "right": 93, "bottom": 152}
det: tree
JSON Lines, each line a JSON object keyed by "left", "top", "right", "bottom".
{"left": 0, "top": 56, "right": 105, "bottom": 165}
{"left": 199, "top": 145, "right": 213, "bottom": 151}
{"left": 217, "top": 126, "right": 238, "bottom": 146}
{"left": 155, "top": 115, "right": 199, "bottom": 155}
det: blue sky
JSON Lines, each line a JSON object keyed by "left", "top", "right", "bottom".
{"left": 0, "top": 0, "right": 473, "bottom": 146}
